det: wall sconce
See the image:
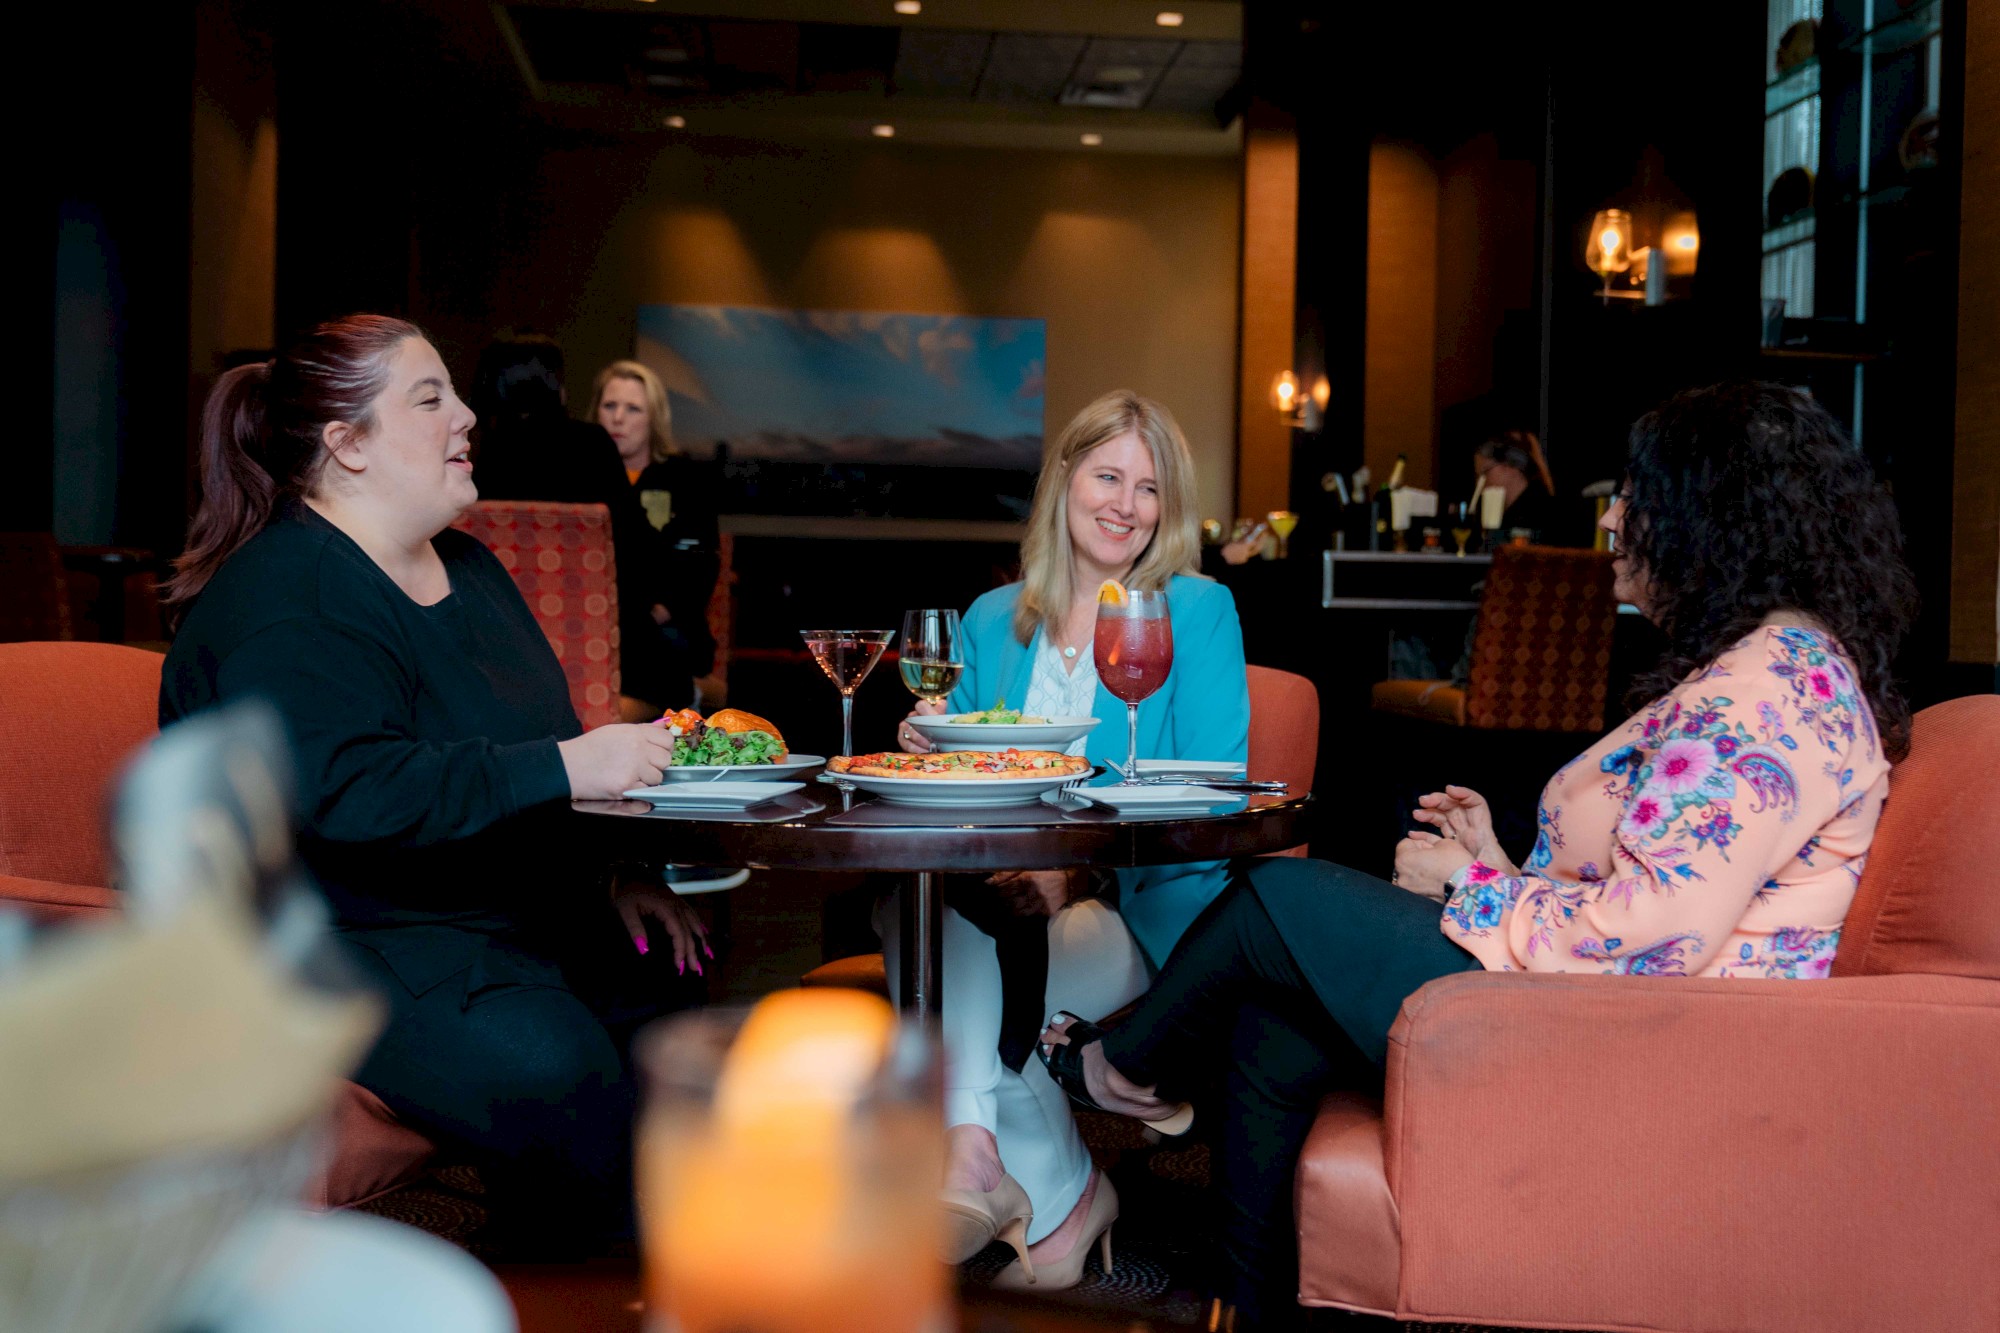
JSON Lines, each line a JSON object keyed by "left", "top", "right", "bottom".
{"left": 1270, "top": 370, "right": 1306, "bottom": 426}
{"left": 1585, "top": 208, "right": 1633, "bottom": 301}
{"left": 1661, "top": 210, "right": 1699, "bottom": 276}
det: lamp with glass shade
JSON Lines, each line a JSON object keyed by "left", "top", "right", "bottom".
{"left": 1586, "top": 208, "right": 1633, "bottom": 302}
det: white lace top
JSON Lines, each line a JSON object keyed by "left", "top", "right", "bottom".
{"left": 1023, "top": 629, "right": 1100, "bottom": 756}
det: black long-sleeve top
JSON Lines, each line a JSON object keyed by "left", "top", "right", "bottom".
{"left": 631, "top": 456, "right": 722, "bottom": 676}
{"left": 161, "top": 503, "right": 583, "bottom": 964}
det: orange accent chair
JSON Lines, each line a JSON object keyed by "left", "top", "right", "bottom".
{"left": 800, "top": 665, "right": 1322, "bottom": 992}
{"left": 452, "top": 501, "right": 624, "bottom": 731}
{"left": 0, "top": 641, "right": 437, "bottom": 1209}
{"left": 1247, "top": 665, "right": 1318, "bottom": 857}
{"left": 1370, "top": 544, "right": 1618, "bottom": 733}
{"left": 1294, "top": 695, "right": 2000, "bottom": 1332}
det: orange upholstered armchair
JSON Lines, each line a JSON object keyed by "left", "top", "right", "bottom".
{"left": 1247, "top": 665, "right": 1318, "bottom": 857}
{"left": 1293, "top": 695, "right": 2000, "bottom": 1332}
{"left": 0, "top": 641, "right": 437, "bottom": 1209}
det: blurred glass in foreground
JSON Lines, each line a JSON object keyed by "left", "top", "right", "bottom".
{"left": 638, "top": 991, "right": 945, "bottom": 1333}
{"left": 0, "top": 703, "right": 382, "bottom": 1333}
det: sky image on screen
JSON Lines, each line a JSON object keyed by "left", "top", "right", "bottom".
{"left": 633, "top": 305, "right": 1045, "bottom": 472}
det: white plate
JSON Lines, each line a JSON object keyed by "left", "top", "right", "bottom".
{"left": 622, "top": 781, "right": 807, "bottom": 810}
{"left": 1071, "top": 784, "right": 1249, "bottom": 817}
{"left": 818, "top": 769, "right": 1091, "bottom": 808}
{"left": 1133, "top": 759, "right": 1248, "bottom": 780}
{"left": 657, "top": 755, "right": 824, "bottom": 782}
{"left": 905, "top": 715, "right": 1101, "bottom": 751}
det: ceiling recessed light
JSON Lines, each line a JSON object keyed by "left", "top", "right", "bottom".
{"left": 1155, "top": 11, "right": 1184, "bottom": 26}
{"left": 1080, "top": 133, "right": 1103, "bottom": 146}
{"left": 662, "top": 115, "right": 686, "bottom": 129}
{"left": 871, "top": 123, "right": 896, "bottom": 138}
{"left": 894, "top": 0, "right": 922, "bottom": 13}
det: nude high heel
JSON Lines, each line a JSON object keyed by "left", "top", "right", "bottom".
{"left": 989, "top": 1172, "right": 1118, "bottom": 1291}
{"left": 941, "top": 1172, "right": 1034, "bottom": 1275}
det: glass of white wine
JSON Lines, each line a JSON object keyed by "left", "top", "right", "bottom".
{"left": 898, "top": 609, "right": 964, "bottom": 708}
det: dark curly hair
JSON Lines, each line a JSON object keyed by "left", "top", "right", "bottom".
{"left": 1620, "top": 380, "right": 1916, "bottom": 759}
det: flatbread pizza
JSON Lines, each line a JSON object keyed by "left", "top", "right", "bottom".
{"left": 827, "top": 749, "right": 1090, "bottom": 780}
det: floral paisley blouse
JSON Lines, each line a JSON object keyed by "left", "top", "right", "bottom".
{"left": 1441, "top": 626, "right": 1890, "bottom": 979}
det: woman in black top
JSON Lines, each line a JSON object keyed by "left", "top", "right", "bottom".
{"left": 161, "top": 315, "right": 705, "bottom": 1248}
{"left": 1473, "top": 428, "right": 1562, "bottom": 541}
{"left": 592, "top": 359, "right": 721, "bottom": 701}
{"left": 468, "top": 332, "right": 680, "bottom": 709}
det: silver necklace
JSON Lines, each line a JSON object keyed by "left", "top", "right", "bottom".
{"left": 1056, "top": 606, "right": 1093, "bottom": 660}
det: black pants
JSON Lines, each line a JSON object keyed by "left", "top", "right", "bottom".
{"left": 339, "top": 914, "right": 702, "bottom": 1246}
{"left": 1099, "top": 858, "right": 1480, "bottom": 1326}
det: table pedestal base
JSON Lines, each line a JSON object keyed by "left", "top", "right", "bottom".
{"left": 897, "top": 870, "right": 942, "bottom": 1017}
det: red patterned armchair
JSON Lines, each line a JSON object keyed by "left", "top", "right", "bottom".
{"left": 1370, "top": 544, "right": 1618, "bottom": 734}
{"left": 452, "top": 500, "right": 623, "bottom": 730}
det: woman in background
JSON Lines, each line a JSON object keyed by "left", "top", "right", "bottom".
{"left": 889, "top": 391, "right": 1250, "bottom": 1290}
{"left": 471, "top": 333, "right": 670, "bottom": 709}
{"left": 591, "top": 359, "right": 719, "bottom": 707}
{"left": 1473, "top": 427, "right": 1560, "bottom": 541}
{"left": 161, "top": 316, "right": 709, "bottom": 1253}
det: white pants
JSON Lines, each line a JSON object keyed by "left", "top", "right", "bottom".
{"left": 877, "top": 895, "right": 1150, "bottom": 1243}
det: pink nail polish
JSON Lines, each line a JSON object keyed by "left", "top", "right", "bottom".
{"left": 676, "top": 959, "right": 684, "bottom": 975}
{"left": 634, "top": 936, "right": 649, "bottom": 955}
{"left": 702, "top": 942, "right": 714, "bottom": 960}
{"left": 694, "top": 960, "right": 704, "bottom": 976}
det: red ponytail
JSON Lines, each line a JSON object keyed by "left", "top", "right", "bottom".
{"left": 164, "top": 314, "right": 421, "bottom": 620}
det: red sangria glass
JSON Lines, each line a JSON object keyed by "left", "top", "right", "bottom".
{"left": 1092, "top": 588, "right": 1172, "bottom": 785}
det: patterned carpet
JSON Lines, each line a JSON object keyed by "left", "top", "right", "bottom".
{"left": 354, "top": 877, "right": 1574, "bottom": 1329}
{"left": 358, "top": 1113, "right": 1564, "bottom": 1332}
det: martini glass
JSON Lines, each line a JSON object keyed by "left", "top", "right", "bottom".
{"left": 1266, "top": 510, "right": 1299, "bottom": 559}
{"left": 801, "top": 629, "right": 895, "bottom": 757}
{"left": 1093, "top": 589, "right": 1172, "bottom": 784}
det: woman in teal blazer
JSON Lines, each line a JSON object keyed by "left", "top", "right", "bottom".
{"left": 940, "top": 572, "right": 1248, "bottom": 964}
{"left": 884, "top": 391, "right": 1249, "bottom": 1291}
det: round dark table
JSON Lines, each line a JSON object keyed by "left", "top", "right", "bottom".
{"left": 573, "top": 781, "right": 1313, "bottom": 1015}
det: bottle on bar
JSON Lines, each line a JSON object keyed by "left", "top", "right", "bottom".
{"left": 1371, "top": 453, "right": 1407, "bottom": 551}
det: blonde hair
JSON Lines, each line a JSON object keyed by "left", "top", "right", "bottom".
{"left": 1013, "top": 390, "right": 1202, "bottom": 645}
{"left": 591, "top": 359, "right": 677, "bottom": 462}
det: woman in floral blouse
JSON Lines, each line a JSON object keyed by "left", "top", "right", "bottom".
{"left": 1036, "top": 381, "right": 1916, "bottom": 1329}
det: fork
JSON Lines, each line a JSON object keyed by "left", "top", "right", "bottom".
{"left": 1135, "top": 776, "right": 1288, "bottom": 793}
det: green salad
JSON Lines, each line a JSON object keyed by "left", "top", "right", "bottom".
{"left": 953, "top": 699, "right": 1049, "bottom": 725}
{"left": 671, "top": 728, "right": 786, "bottom": 767}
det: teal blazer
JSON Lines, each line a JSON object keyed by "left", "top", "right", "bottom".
{"left": 949, "top": 574, "right": 1250, "bottom": 968}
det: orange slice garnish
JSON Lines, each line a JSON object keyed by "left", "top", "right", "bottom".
{"left": 1097, "top": 579, "right": 1129, "bottom": 606}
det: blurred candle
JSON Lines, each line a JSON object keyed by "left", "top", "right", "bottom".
{"left": 640, "top": 992, "right": 943, "bottom": 1333}
{"left": 1480, "top": 486, "right": 1506, "bottom": 531}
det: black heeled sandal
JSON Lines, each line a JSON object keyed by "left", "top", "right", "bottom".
{"left": 1036, "top": 1010, "right": 1196, "bottom": 1137}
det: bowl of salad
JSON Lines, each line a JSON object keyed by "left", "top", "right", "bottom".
{"left": 904, "top": 701, "right": 1101, "bottom": 752}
